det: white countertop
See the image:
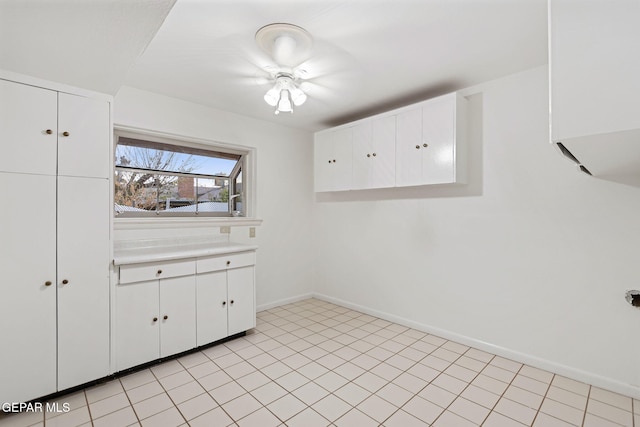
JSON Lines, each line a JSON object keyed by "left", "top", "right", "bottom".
{"left": 113, "top": 241, "right": 258, "bottom": 265}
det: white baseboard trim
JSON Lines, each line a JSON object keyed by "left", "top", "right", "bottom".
{"left": 256, "top": 293, "right": 314, "bottom": 312}
{"left": 311, "top": 293, "right": 640, "bottom": 400}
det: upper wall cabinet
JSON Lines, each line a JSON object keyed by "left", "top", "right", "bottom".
{"left": 314, "top": 127, "right": 353, "bottom": 192}
{"left": 314, "top": 92, "right": 466, "bottom": 192}
{"left": 352, "top": 116, "right": 396, "bottom": 190}
{"left": 396, "top": 93, "right": 466, "bottom": 187}
{"left": 549, "top": 0, "right": 640, "bottom": 186}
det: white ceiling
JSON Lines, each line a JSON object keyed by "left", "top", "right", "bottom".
{"left": 0, "top": 0, "right": 176, "bottom": 95}
{"left": 1, "top": 0, "right": 548, "bottom": 133}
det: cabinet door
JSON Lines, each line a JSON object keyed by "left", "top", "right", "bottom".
{"left": 57, "top": 177, "right": 110, "bottom": 389}
{"left": 371, "top": 115, "right": 396, "bottom": 189}
{"left": 116, "top": 281, "right": 159, "bottom": 371}
{"left": 422, "top": 95, "right": 455, "bottom": 184}
{"left": 0, "top": 173, "right": 57, "bottom": 403}
{"left": 58, "top": 93, "right": 110, "bottom": 179}
{"left": 351, "top": 121, "right": 373, "bottom": 190}
{"left": 160, "top": 275, "right": 196, "bottom": 357}
{"left": 332, "top": 127, "right": 353, "bottom": 191}
{"left": 196, "top": 271, "right": 228, "bottom": 345}
{"left": 227, "top": 266, "right": 256, "bottom": 336}
{"left": 395, "top": 108, "right": 423, "bottom": 187}
{"left": 314, "top": 131, "right": 333, "bottom": 192}
{"left": 0, "top": 80, "right": 57, "bottom": 175}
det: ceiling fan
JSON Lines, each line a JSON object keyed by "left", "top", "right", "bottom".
{"left": 252, "top": 22, "right": 362, "bottom": 116}
{"left": 255, "top": 23, "right": 313, "bottom": 114}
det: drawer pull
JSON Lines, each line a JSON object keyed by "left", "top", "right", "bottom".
{"left": 153, "top": 317, "right": 158, "bottom": 322}
{"left": 45, "top": 129, "right": 53, "bottom": 135}
{"left": 230, "top": 300, "right": 234, "bottom": 306}
{"left": 62, "top": 131, "right": 70, "bottom": 137}
{"left": 226, "top": 260, "right": 231, "bottom": 266}
{"left": 163, "top": 315, "right": 168, "bottom": 320}
{"left": 61, "top": 279, "right": 69, "bottom": 285}
{"left": 415, "top": 145, "right": 420, "bottom": 149}
{"left": 44, "top": 281, "right": 52, "bottom": 286}
{"left": 157, "top": 269, "right": 163, "bottom": 275}
{"left": 423, "top": 143, "right": 428, "bottom": 148}
{"left": 222, "top": 301, "right": 226, "bottom": 306}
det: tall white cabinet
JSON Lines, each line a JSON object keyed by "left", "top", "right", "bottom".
{"left": 549, "top": 0, "right": 640, "bottom": 184}
{"left": 0, "top": 78, "right": 111, "bottom": 403}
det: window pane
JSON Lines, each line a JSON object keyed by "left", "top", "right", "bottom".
{"left": 160, "top": 175, "right": 196, "bottom": 212}
{"left": 114, "top": 170, "right": 158, "bottom": 213}
{"left": 194, "top": 177, "right": 229, "bottom": 213}
{"left": 116, "top": 137, "right": 240, "bottom": 176}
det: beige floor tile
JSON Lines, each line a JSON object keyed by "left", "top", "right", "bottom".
{"left": 176, "top": 393, "right": 217, "bottom": 421}
{"left": 312, "top": 394, "right": 351, "bottom": 422}
{"left": 236, "top": 407, "right": 281, "bottom": 427}
{"left": 376, "top": 382, "right": 413, "bottom": 407}
{"left": 382, "top": 409, "right": 430, "bottom": 427}
{"left": 432, "top": 410, "right": 478, "bottom": 426}
{"left": 188, "top": 407, "right": 233, "bottom": 427}
{"left": 208, "top": 380, "right": 246, "bottom": 405}
{"left": 356, "top": 394, "right": 397, "bottom": 423}
{"left": 484, "top": 411, "right": 527, "bottom": 426}
{"left": 285, "top": 408, "right": 330, "bottom": 427}
{"left": 495, "top": 397, "right": 537, "bottom": 425}
{"left": 532, "top": 412, "right": 576, "bottom": 427}
{"left": 460, "top": 384, "right": 500, "bottom": 409}
{"left": 402, "top": 395, "right": 445, "bottom": 424}
{"left": 539, "top": 398, "right": 584, "bottom": 425}
{"left": 89, "top": 392, "right": 130, "bottom": 419}
{"left": 41, "top": 406, "right": 90, "bottom": 427}
{"left": 448, "top": 396, "right": 491, "bottom": 424}
{"left": 292, "top": 381, "right": 330, "bottom": 406}
{"left": 250, "top": 382, "right": 288, "bottom": 405}
{"left": 92, "top": 406, "right": 137, "bottom": 427}
{"left": 85, "top": 380, "right": 124, "bottom": 404}
{"left": 589, "top": 387, "right": 633, "bottom": 411}
{"left": 140, "top": 406, "right": 184, "bottom": 427}
{"left": 586, "top": 398, "right": 633, "bottom": 426}
{"left": 334, "top": 408, "right": 379, "bottom": 427}
{"left": 266, "top": 394, "right": 307, "bottom": 421}
{"left": 125, "top": 381, "right": 164, "bottom": 404}
{"left": 545, "top": 385, "right": 588, "bottom": 410}
{"left": 132, "top": 393, "right": 173, "bottom": 420}
{"left": 221, "top": 393, "right": 262, "bottom": 420}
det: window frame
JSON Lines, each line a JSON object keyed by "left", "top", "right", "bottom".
{"left": 113, "top": 126, "right": 257, "bottom": 222}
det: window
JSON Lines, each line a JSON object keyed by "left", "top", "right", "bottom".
{"left": 114, "top": 132, "right": 249, "bottom": 218}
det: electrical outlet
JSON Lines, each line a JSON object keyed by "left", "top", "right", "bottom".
{"left": 249, "top": 227, "right": 256, "bottom": 238}
{"left": 220, "top": 226, "right": 231, "bottom": 234}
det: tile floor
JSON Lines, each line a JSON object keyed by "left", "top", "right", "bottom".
{"left": 1, "top": 298, "right": 638, "bottom": 427}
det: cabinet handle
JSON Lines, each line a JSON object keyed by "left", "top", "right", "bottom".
{"left": 163, "top": 315, "right": 168, "bottom": 320}
{"left": 45, "top": 129, "right": 53, "bottom": 135}
{"left": 366, "top": 153, "right": 371, "bottom": 158}
{"left": 415, "top": 145, "right": 420, "bottom": 149}
{"left": 327, "top": 160, "right": 331, "bottom": 164}
{"left": 372, "top": 152, "right": 377, "bottom": 157}
{"left": 157, "top": 269, "right": 162, "bottom": 275}
{"left": 61, "top": 279, "right": 69, "bottom": 285}
{"left": 226, "top": 260, "right": 231, "bottom": 266}
{"left": 423, "top": 143, "right": 428, "bottom": 148}
{"left": 222, "top": 301, "right": 226, "bottom": 306}
{"left": 230, "top": 300, "right": 234, "bottom": 305}
{"left": 153, "top": 317, "right": 158, "bottom": 322}
{"left": 332, "top": 159, "right": 336, "bottom": 163}
{"left": 44, "top": 281, "right": 52, "bottom": 287}
{"left": 62, "top": 131, "right": 70, "bottom": 137}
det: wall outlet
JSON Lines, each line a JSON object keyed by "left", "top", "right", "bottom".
{"left": 249, "top": 227, "right": 256, "bottom": 238}
{"left": 220, "top": 226, "right": 231, "bottom": 234}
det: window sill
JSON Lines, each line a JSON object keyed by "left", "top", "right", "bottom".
{"left": 114, "top": 216, "right": 263, "bottom": 230}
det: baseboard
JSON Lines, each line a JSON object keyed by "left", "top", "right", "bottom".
{"left": 256, "top": 293, "right": 314, "bottom": 312}
{"left": 311, "top": 293, "right": 640, "bottom": 400}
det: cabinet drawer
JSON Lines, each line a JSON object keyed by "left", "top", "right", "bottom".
{"left": 119, "top": 259, "right": 196, "bottom": 284}
{"left": 197, "top": 251, "right": 256, "bottom": 274}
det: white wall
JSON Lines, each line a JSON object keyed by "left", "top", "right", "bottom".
{"left": 312, "top": 66, "right": 640, "bottom": 398}
{"left": 113, "top": 87, "right": 315, "bottom": 309}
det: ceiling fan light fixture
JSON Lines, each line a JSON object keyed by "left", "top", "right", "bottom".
{"left": 266, "top": 73, "right": 305, "bottom": 114}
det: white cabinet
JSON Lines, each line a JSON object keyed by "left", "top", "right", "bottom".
{"left": 114, "top": 249, "right": 256, "bottom": 372}
{"left": 0, "top": 78, "right": 110, "bottom": 403}
{"left": 352, "top": 116, "right": 396, "bottom": 190}
{"left": 116, "top": 260, "right": 197, "bottom": 371}
{"left": 396, "top": 93, "right": 466, "bottom": 186}
{"left": 314, "top": 127, "right": 353, "bottom": 192}
{"left": 314, "top": 91, "right": 465, "bottom": 192}
{"left": 196, "top": 251, "right": 256, "bottom": 345}
{"left": 549, "top": 0, "right": 640, "bottom": 185}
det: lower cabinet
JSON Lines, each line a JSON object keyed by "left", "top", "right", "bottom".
{"left": 196, "top": 253, "right": 256, "bottom": 345}
{"left": 115, "top": 250, "right": 256, "bottom": 372}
